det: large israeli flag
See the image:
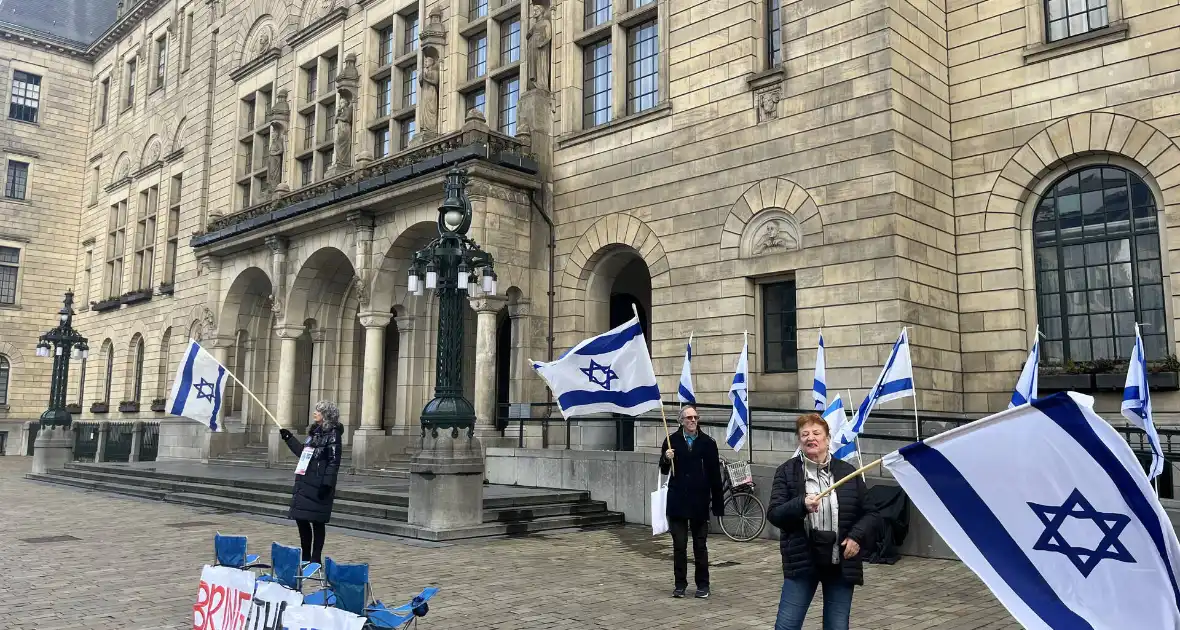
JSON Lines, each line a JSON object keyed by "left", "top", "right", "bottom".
{"left": 1010, "top": 330, "right": 1040, "bottom": 408}
{"left": 677, "top": 333, "right": 696, "bottom": 404}
{"left": 884, "top": 392, "right": 1180, "bottom": 630}
{"left": 848, "top": 328, "right": 915, "bottom": 436}
{"left": 813, "top": 331, "right": 827, "bottom": 411}
{"left": 725, "top": 333, "right": 749, "bottom": 452}
{"left": 531, "top": 315, "right": 661, "bottom": 418}
{"left": 1122, "top": 324, "right": 1165, "bottom": 480}
{"left": 167, "top": 339, "right": 228, "bottom": 432}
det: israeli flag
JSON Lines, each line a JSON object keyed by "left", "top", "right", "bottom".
{"left": 677, "top": 333, "right": 696, "bottom": 404}
{"left": 848, "top": 328, "right": 915, "bottom": 437}
{"left": 813, "top": 331, "right": 827, "bottom": 411}
{"left": 166, "top": 339, "right": 228, "bottom": 432}
{"left": 1122, "top": 324, "right": 1165, "bottom": 480}
{"left": 829, "top": 396, "right": 862, "bottom": 463}
{"left": 725, "top": 333, "right": 749, "bottom": 452}
{"left": 531, "top": 314, "right": 661, "bottom": 418}
{"left": 884, "top": 392, "right": 1180, "bottom": 629}
{"left": 1009, "top": 329, "right": 1040, "bottom": 408}
{"left": 793, "top": 395, "right": 847, "bottom": 458}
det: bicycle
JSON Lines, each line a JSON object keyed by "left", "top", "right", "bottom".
{"left": 718, "top": 458, "right": 766, "bottom": 542}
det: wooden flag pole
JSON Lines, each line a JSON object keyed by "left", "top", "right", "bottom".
{"left": 817, "top": 457, "right": 884, "bottom": 499}
{"left": 195, "top": 340, "right": 282, "bottom": 429}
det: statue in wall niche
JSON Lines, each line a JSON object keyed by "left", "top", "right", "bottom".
{"left": 754, "top": 221, "right": 796, "bottom": 255}
{"left": 526, "top": 4, "right": 552, "bottom": 91}
{"left": 418, "top": 55, "right": 440, "bottom": 135}
{"left": 334, "top": 95, "right": 353, "bottom": 168}
{"left": 267, "top": 90, "right": 290, "bottom": 189}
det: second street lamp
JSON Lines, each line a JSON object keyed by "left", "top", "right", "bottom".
{"left": 408, "top": 168, "right": 497, "bottom": 439}
{"left": 36, "top": 290, "right": 89, "bottom": 429}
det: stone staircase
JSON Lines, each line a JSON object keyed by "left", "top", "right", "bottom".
{"left": 208, "top": 443, "right": 414, "bottom": 478}
{"left": 27, "top": 461, "right": 624, "bottom": 541}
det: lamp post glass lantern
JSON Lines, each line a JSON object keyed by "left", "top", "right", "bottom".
{"left": 408, "top": 168, "right": 497, "bottom": 438}
{"left": 37, "top": 291, "right": 89, "bottom": 428}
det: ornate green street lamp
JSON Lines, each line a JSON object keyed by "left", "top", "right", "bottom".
{"left": 35, "top": 291, "right": 89, "bottom": 428}
{"left": 408, "top": 168, "right": 497, "bottom": 438}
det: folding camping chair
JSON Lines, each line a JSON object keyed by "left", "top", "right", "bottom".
{"left": 212, "top": 533, "right": 270, "bottom": 572}
{"left": 304, "top": 557, "right": 440, "bottom": 629}
{"left": 256, "top": 542, "right": 322, "bottom": 592}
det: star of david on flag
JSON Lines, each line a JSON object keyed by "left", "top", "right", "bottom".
{"left": 531, "top": 312, "right": 661, "bottom": 418}
{"left": 884, "top": 392, "right": 1180, "bottom": 629}
{"left": 167, "top": 339, "right": 228, "bottom": 432}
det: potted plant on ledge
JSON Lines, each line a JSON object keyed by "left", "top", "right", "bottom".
{"left": 150, "top": 398, "right": 167, "bottom": 412}
{"left": 1041, "top": 355, "right": 1180, "bottom": 393}
{"left": 90, "top": 401, "right": 110, "bottom": 414}
{"left": 66, "top": 403, "right": 82, "bottom": 414}
{"left": 118, "top": 400, "right": 140, "bottom": 413}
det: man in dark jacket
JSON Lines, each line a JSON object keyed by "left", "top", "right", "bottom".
{"left": 659, "top": 404, "right": 725, "bottom": 599}
{"left": 278, "top": 400, "right": 343, "bottom": 565}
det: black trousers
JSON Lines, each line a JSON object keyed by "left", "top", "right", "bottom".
{"left": 296, "top": 520, "right": 326, "bottom": 563}
{"left": 669, "top": 517, "right": 710, "bottom": 589}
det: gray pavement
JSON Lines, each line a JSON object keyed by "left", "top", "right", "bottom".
{"left": 0, "top": 457, "right": 1019, "bottom": 629}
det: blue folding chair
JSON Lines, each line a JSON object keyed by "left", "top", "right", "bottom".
{"left": 305, "top": 557, "right": 439, "bottom": 628}
{"left": 256, "top": 542, "right": 321, "bottom": 592}
{"left": 213, "top": 533, "right": 270, "bottom": 571}
{"left": 366, "top": 587, "right": 440, "bottom": 629}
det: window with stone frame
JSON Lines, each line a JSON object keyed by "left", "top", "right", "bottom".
{"left": 762, "top": 280, "right": 798, "bottom": 373}
{"left": 582, "top": 39, "right": 611, "bottom": 128}
{"left": 131, "top": 336, "right": 145, "bottom": 403}
{"left": 468, "top": 31, "right": 489, "bottom": 79}
{"left": 297, "top": 49, "right": 341, "bottom": 180}
{"left": 471, "top": 0, "right": 490, "bottom": 21}
{"left": 1045, "top": 0, "right": 1108, "bottom": 41}
{"left": 164, "top": 175, "right": 180, "bottom": 285}
{"left": 298, "top": 157, "right": 313, "bottom": 186}
{"left": 1033, "top": 165, "right": 1166, "bottom": 363}
{"left": 154, "top": 34, "right": 168, "bottom": 90}
{"left": 399, "top": 117, "right": 416, "bottom": 149}
{"left": 133, "top": 186, "right": 158, "bottom": 292}
{"left": 124, "top": 57, "right": 137, "bottom": 109}
{"left": 460, "top": 0, "right": 522, "bottom": 134}
{"left": 501, "top": 16, "right": 521, "bottom": 64}
{"left": 498, "top": 75, "right": 519, "bottom": 135}
{"left": 466, "top": 89, "right": 486, "bottom": 115}
{"left": 98, "top": 78, "right": 110, "bottom": 127}
{"left": 573, "top": 0, "right": 664, "bottom": 130}
{"left": 101, "top": 341, "right": 114, "bottom": 404}
{"left": 8, "top": 70, "right": 40, "bottom": 123}
{"left": 0, "top": 246, "right": 19, "bottom": 306}
{"left": 91, "top": 166, "right": 101, "bottom": 204}
{"left": 237, "top": 85, "right": 272, "bottom": 208}
{"left": 82, "top": 248, "right": 93, "bottom": 307}
{"left": 157, "top": 329, "right": 171, "bottom": 400}
{"left": 767, "top": 0, "right": 782, "bottom": 66}
{"left": 626, "top": 19, "right": 658, "bottom": 115}
{"left": 183, "top": 11, "right": 194, "bottom": 72}
{"left": 369, "top": 12, "right": 418, "bottom": 159}
{"left": 0, "top": 354, "right": 8, "bottom": 405}
{"left": 4, "top": 160, "right": 28, "bottom": 200}
{"left": 105, "top": 201, "right": 127, "bottom": 300}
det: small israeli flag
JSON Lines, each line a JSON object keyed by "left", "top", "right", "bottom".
{"left": 829, "top": 396, "right": 863, "bottom": 463}
{"left": 166, "top": 339, "right": 228, "bottom": 432}
{"left": 677, "top": 333, "right": 696, "bottom": 404}
{"left": 725, "top": 332, "right": 750, "bottom": 452}
{"left": 1009, "top": 329, "right": 1040, "bottom": 408}
{"left": 813, "top": 331, "right": 827, "bottom": 411}
{"left": 531, "top": 314, "right": 662, "bottom": 418}
{"left": 1122, "top": 323, "right": 1165, "bottom": 480}
{"left": 848, "top": 328, "right": 915, "bottom": 436}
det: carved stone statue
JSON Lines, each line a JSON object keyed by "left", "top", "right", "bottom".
{"left": 526, "top": 4, "right": 552, "bottom": 91}
{"left": 757, "top": 88, "right": 781, "bottom": 122}
{"left": 267, "top": 90, "right": 290, "bottom": 188}
{"left": 419, "top": 55, "right": 440, "bottom": 136}
{"left": 754, "top": 221, "right": 795, "bottom": 255}
{"left": 334, "top": 96, "right": 353, "bottom": 168}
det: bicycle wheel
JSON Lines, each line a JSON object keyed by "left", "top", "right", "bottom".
{"left": 719, "top": 491, "right": 766, "bottom": 542}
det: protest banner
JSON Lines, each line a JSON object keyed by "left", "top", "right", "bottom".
{"left": 279, "top": 603, "right": 367, "bottom": 630}
{"left": 194, "top": 565, "right": 257, "bottom": 630}
{"left": 245, "top": 581, "right": 303, "bottom": 630}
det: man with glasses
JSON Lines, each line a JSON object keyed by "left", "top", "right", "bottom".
{"left": 659, "top": 404, "right": 725, "bottom": 598}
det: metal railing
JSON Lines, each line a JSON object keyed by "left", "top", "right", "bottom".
{"left": 104, "top": 423, "right": 134, "bottom": 462}
{"left": 73, "top": 422, "right": 100, "bottom": 461}
{"left": 139, "top": 422, "right": 160, "bottom": 462}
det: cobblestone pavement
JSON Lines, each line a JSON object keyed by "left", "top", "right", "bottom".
{"left": 0, "top": 458, "right": 1019, "bottom": 630}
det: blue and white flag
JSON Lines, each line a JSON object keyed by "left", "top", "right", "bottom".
{"left": 531, "top": 315, "right": 661, "bottom": 418}
{"left": 1009, "top": 329, "right": 1040, "bottom": 408}
{"left": 848, "top": 328, "right": 915, "bottom": 437}
{"left": 725, "top": 332, "right": 749, "bottom": 452}
{"left": 677, "top": 333, "right": 696, "bottom": 404}
{"left": 829, "top": 396, "right": 862, "bottom": 463}
{"left": 813, "top": 331, "right": 827, "bottom": 411}
{"left": 1123, "top": 324, "right": 1165, "bottom": 480}
{"left": 167, "top": 339, "right": 228, "bottom": 432}
{"left": 884, "top": 392, "right": 1180, "bottom": 629}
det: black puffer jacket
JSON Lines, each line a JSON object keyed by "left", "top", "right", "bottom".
{"left": 283, "top": 423, "right": 343, "bottom": 523}
{"left": 658, "top": 429, "right": 725, "bottom": 521}
{"left": 766, "top": 455, "right": 877, "bottom": 585}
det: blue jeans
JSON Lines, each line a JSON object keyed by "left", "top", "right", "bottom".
{"left": 774, "top": 572, "right": 854, "bottom": 630}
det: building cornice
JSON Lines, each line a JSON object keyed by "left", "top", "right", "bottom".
{"left": 87, "top": 0, "right": 172, "bottom": 59}
{"left": 0, "top": 0, "right": 173, "bottom": 62}
{"left": 229, "top": 48, "right": 281, "bottom": 83}
{"left": 287, "top": 7, "right": 348, "bottom": 49}
{"left": 0, "top": 22, "right": 91, "bottom": 57}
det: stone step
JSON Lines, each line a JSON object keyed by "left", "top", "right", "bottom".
{"left": 43, "top": 467, "right": 609, "bottom": 523}
{"left": 26, "top": 472, "right": 168, "bottom": 501}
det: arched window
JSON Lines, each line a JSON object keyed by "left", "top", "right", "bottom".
{"left": 131, "top": 335, "right": 145, "bottom": 403}
{"left": 1034, "top": 165, "right": 1166, "bottom": 363}
{"left": 0, "top": 355, "right": 10, "bottom": 405}
{"left": 157, "top": 328, "right": 171, "bottom": 400}
{"left": 101, "top": 340, "right": 114, "bottom": 404}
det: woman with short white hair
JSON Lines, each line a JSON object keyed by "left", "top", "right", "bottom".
{"left": 279, "top": 400, "right": 343, "bottom": 565}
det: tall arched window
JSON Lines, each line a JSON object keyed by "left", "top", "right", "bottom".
{"left": 101, "top": 340, "right": 114, "bottom": 404}
{"left": 157, "top": 328, "right": 171, "bottom": 400}
{"left": 1034, "top": 165, "right": 1166, "bottom": 363}
{"left": 131, "top": 335, "right": 145, "bottom": 403}
{"left": 0, "top": 354, "right": 10, "bottom": 405}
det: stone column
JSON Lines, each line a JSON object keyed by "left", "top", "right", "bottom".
{"left": 508, "top": 299, "right": 532, "bottom": 404}
{"left": 471, "top": 296, "right": 506, "bottom": 429}
{"left": 31, "top": 425, "right": 75, "bottom": 474}
{"left": 270, "top": 324, "right": 304, "bottom": 466}
{"left": 129, "top": 421, "right": 143, "bottom": 462}
{"left": 353, "top": 311, "right": 392, "bottom": 471}
{"left": 95, "top": 421, "right": 110, "bottom": 463}
{"left": 309, "top": 327, "right": 327, "bottom": 408}
{"left": 393, "top": 315, "right": 418, "bottom": 431}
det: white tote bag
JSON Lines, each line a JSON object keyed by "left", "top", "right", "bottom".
{"left": 651, "top": 473, "right": 670, "bottom": 536}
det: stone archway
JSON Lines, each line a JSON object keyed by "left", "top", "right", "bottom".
{"left": 218, "top": 266, "right": 274, "bottom": 441}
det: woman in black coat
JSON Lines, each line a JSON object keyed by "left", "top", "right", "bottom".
{"left": 766, "top": 413, "right": 877, "bottom": 630}
{"left": 278, "top": 400, "right": 343, "bottom": 565}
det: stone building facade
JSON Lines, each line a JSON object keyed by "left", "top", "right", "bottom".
{"left": 1, "top": 0, "right": 1179, "bottom": 458}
